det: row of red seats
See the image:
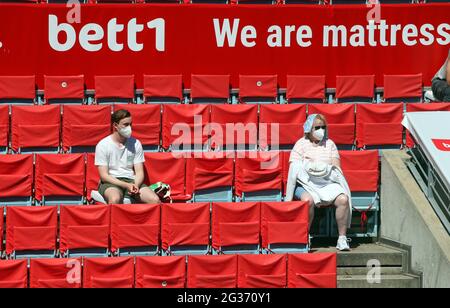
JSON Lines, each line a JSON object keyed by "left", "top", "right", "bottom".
{"left": 0, "top": 253, "right": 337, "bottom": 288}
{"left": 0, "top": 74, "right": 425, "bottom": 104}
{"left": 1, "top": 102, "right": 447, "bottom": 153}
{"left": 0, "top": 202, "right": 308, "bottom": 258}
{"left": 0, "top": 151, "right": 379, "bottom": 204}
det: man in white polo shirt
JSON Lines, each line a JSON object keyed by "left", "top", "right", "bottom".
{"left": 95, "top": 109, "right": 160, "bottom": 204}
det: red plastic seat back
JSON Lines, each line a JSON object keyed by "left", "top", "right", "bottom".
{"left": 0, "top": 76, "right": 35, "bottom": 100}
{"left": 86, "top": 153, "right": 99, "bottom": 201}
{"left": 30, "top": 258, "right": 82, "bottom": 288}
{"left": 143, "top": 75, "right": 183, "bottom": 101}
{"left": 335, "top": 75, "right": 374, "bottom": 100}
{"left": 383, "top": 74, "right": 422, "bottom": 101}
{"left": 239, "top": 75, "right": 277, "bottom": 102}
{"left": 286, "top": 75, "right": 325, "bottom": 101}
{"left": 44, "top": 75, "right": 84, "bottom": 101}
{"left": 238, "top": 254, "right": 287, "bottom": 288}
{"left": 95, "top": 75, "right": 135, "bottom": 100}
{"left": 187, "top": 255, "right": 238, "bottom": 288}
{"left": 0, "top": 105, "right": 9, "bottom": 147}
{"left": 339, "top": 150, "right": 379, "bottom": 192}
{"left": 191, "top": 75, "right": 230, "bottom": 100}
{"left": 136, "top": 256, "right": 186, "bottom": 288}
{"left": 0, "top": 207, "right": 3, "bottom": 252}
{"left": 0, "top": 154, "right": 33, "bottom": 198}
{"left": 288, "top": 253, "right": 337, "bottom": 288}
{"left": 111, "top": 204, "right": 160, "bottom": 253}
{"left": 0, "top": 260, "right": 28, "bottom": 288}
{"left": 83, "top": 257, "right": 134, "bottom": 288}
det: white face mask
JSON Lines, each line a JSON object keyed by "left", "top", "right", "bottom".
{"left": 118, "top": 125, "right": 132, "bottom": 139}
{"left": 313, "top": 128, "right": 325, "bottom": 141}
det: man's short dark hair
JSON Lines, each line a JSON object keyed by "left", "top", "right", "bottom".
{"left": 111, "top": 109, "right": 131, "bottom": 125}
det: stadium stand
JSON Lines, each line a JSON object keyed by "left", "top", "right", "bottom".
{"left": 94, "top": 75, "right": 135, "bottom": 104}
{"left": 335, "top": 75, "right": 375, "bottom": 103}
{"left": 0, "top": 154, "right": 34, "bottom": 206}
{"left": 237, "top": 254, "right": 287, "bottom": 288}
{"left": 187, "top": 255, "right": 238, "bottom": 288}
{"left": 287, "top": 253, "right": 337, "bottom": 288}
{"left": 0, "top": 76, "right": 35, "bottom": 105}
{"left": 0, "top": 207, "right": 4, "bottom": 255}
{"left": 29, "top": 258, "right": 82, "bottom": 288}
{"left": 83, "top": 257, "right": 135, "bottom": 288}
{"left": 190, "top": 74, "right": 230, "bottom": 104}
{"left": 285, "top": 75, "right": 326, "bottom": 104}
{"left": 383, "top": 74, "right": 423, "bottom": 103}
{"left": 0, "top": 259, "right": 28, "bottom": 288}
{"left": 0, "top": 105, "right": 8, "bottom": 153}
{"left": 239, "top": 75, "right": 278, "bottom": 104}
{"left": 43, "top": 75, "right": 85, "bottom": 105}
{"left": 135, "top": 256, "right": 186, "bottom": 288}
{"left": 143, "top": 75, "right": 183, "bottom": 104}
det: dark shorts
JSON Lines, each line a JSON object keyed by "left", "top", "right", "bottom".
{"left": 432, "top": 78, "right": 450, "bottom": 102}
{"left": 98, "top": 177, "right": 147, "bottom": 200}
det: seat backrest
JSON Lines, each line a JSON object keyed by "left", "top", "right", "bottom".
{"left": 335, "top": 75, "right": 374, "bottom": 102}
{"left": 190, "top": 74, "right": 230, "bottom": 103}
{"left": 44, "top": 75, "right": 85, "bottom": 103}
{"left": 383, "top": 74, "right": 423, "bottom": 102}
{"left": 30, "top": 258, "right": 82, "bottom": 288}
{"left": 0, "top": 76, "right": 35, "bottom": 103}
{"left": 187, "top": 255, "right": 238, "bottom": 288}
{"left": 286, "top": 75, "right": 325, "bottom": 102}
{"left": 143, "top": 75, "right": 183, "bottom": 103}
{"left": 0, "top": 154, "right": 34, "bottom": 198}
{"left": 86, "top": 153, "right": 99, "bottom": 201}
{"left": 339, "top": 150, "right": 379, "bottom": 192}
{"left": 136, "top": 256, "right": 186, "bottom": 288}
{"left": 83, "top": 257, "right": 134, "bottom": 288}
{"left": 0, "top": 207, "right": 4, "bottom": 252}
{"left": 110, "top": 203, "right": 160, "bottom": 253}
{"left": 239, "top": 75, "right": 277, "bottom": 103}
{"left": 0, "top": 105, "right": 9, "bottom": 148}
{"left": 94, "top": 75, "right": 135, "bottom": 102}
{"left": 287, "top": 253, "right": 337, "bottom": 288}
{"left": 237, "top": 254, "right": 287, "bottom": 288}
{"left": 0, "top": 260, "right": 28, "bottom": 288}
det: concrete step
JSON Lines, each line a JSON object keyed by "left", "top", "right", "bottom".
{"left": 338, "top": 267, "right": 404, "bottom": 275}
{"left": 338, "top": 274, "right": 421, "bottom": 288}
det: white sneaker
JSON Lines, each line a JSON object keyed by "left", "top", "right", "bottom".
{"left": 336, "top": 236, "right": 351, "bottom": 251}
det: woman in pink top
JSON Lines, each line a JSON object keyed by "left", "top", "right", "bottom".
{"left": 290, "top": 114, "right": 351, "bottom": 251}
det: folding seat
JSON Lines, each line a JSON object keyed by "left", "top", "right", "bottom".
{"left": 113, "top": 104, "right": 161, "bottom": 152}
{"left": 111, "top": 204, "right": 160, "bottom": 256}
{"left": 233, "top": 0, "right": 275, "bottom": 3}
{"left": 261, "top": 201, "right": 309, "bottom": 253}
{"left": 62, "top": 105, "right": 112, "bottom": 153}
{"left": 284, "top": 0, "right": 322, "bottom": 3}
{"left": 144, "top": 152, "right": 191, "bottom": 201}
{"left": 259, "top": 104, "right": 306, "bottom": 150}
{"left": 337, "top": 150, "right": 379, "bottom": 237}
{"left": 335, "top": 75, "right": 375, "bottom": 103}
{"left": 212, "top": 202, "right": 260, "bottom": 254}
{"left": 143, "top": 75, "right": 183, "bottom": 104}
{"left": 0, "top": 260, "right": 28, "bottom": 288}
{"left": 383, "top": 74, "right": 423, "bottom": 103}
{"left": 191, "top": 0, "right": 228, "bottom": 3}
{"left": 0, "top": 76, "right": 36, "bottom": 105}
{"left": 0, "top": 207, "right": 4, "bottom": 254}
{"left": 237, "top": 254, "right": 287, "bottom": 288}
{"left": 6, "top": 206, "right": 58, "bottom": 259}
{"left": 239, "top": 75, "right": 278, "bottom": 104}
{"left": 308, "top": 103, "right": 355, "bottom": 148}
{"left": 94, "top": 75, "right": 135, "bottom": 104}
{"left": 44, "top": 75, "right": 85, "bottom": 105}
{"left": 187, "top": 255, "right": 238, "bottom": 288}
{"left": 162, "top": 104, "right": 210, "bottom": 151}
{"left": 190, "top": 75, "right": 230, "bottom": 104}
{"left": 11, "top": 105, "right": 61, "bottom": 153}
{"left": 285, "top": 75, "right": 325, "bottom": 104}
{"left": 35, "top": 154, "right": 85, "bottom": 205}
{"left": 210, "top": 104, "right": 258, "bottom": 151}
{"left": 0, "top": 154, "right": 33, "bottom": 206}
{"left": 405, "top": 103, "right": 450, "bottom": 147}
{"left": 287, "top": 253, "right": 337, "bottom": 288}
{"left": 356, "top": 103, "right": 404, "bottom": 149}
{"left": 30, "top": 258, "right": 82, "bottom": 288}
{"left": 235, "top": 152, "right": 283, "bottom": 202}
{"left": 331, "top": 0, "right": 367, "bottom": 3}
{"left": 60, "top": 204, "right": 110, "bottom": 257}
{"left": 161, "top": 202, "right": 210, "bottom": 255}
{"left": 185, "top": 153, "right": 234, "bottom": 202}
{"left": 136, "top": 256, "right": 186, "bottom": 288}
{"left": 83, "top": 257, "right": 134, "bottom": 288}
{"left": 0, "top": 105, "right": 9, "bottom": 153}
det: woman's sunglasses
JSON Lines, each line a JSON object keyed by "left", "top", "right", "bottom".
{"left": 314, "top": 126, "right": 327, "bottom": 131}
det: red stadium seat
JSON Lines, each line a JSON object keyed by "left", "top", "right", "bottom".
{"left": 94, "top": 75, "right": 135, "bottom": 104}
{"left": 239, "top": 75, "right": 278, "bottom": 104}
{"left": 282, "top": 151, "right": 291, "bottom": 197}
{"left": 143, "top": 74, "right": 183, "bottom": 104}
{"left": 235, "top": 152, "right": 283, "bottom": 201}
{"left": 287, "top": 253, "right": 337, "bottom": 288}
{"left": 162, "top": 104, "right": 210, "bottom": 151}
{"left": 0, "top": 76, "right": 35, "bottom": 104}
{"left": 11, "top": 105, "right": 61, "bottom": 153}
{"left": 44, "top": 75, "right": 85, "bottom": 104}
{"left": 136, "top": 256, "right": 186, "bottom": 288}
{"left": 62, "top": 105, "right": 112, "bottom": 153}
{"left": 0, "top": 105, "right": 9, "bottom": 152}
{"left": 144, "top": 152, "right": 190, "bottom": 201}
{"left": 60, "top": 204, "right": 110, "bottom": 257}
{"left": 286, "top": 75, "right": 325, "bottom": 103}
{"left": 83, "top": 257, "right": 134, "bottom": 288}
{"left": 6, "top": 206, "right": 58, "bottom": 258}
{"left": 86, "top": 153, "right": 99, "bottom": 202}
{"left": 187, "top": 255, "right": 238, "bottom": 288}
{"left": 356, "top": 104, "right": 403, "bottom": 149}
{"left": 30, "top": 258, "right": 82, "bottom": 288}
{"left": 383, "top": 74, "right": 423, "bottom": 102}
{"left": 405, "top": 103, "right": 450, "bottom": 148}
{"left": 111, "top": 203, "right": 160, "bottom": 256}
{"left": 212, "top": 202, "right": 261, "bottom": 254}
{"left": 35, "top": 154, "right": 85, "bottom": 205}
{"left": 335, "top": 75, "right": 374, "bottom": 103}
{"left": 185, "top": 153, "right": 234, "bottom": 202}
{"left": 308, "top": 104, "right": 355, "bottom": 147}
{"left": 113, "top": 104, "right": 161, "bottom": 151}
{"left": 210, "top": 104, "right": 258, "bottom": 151}
{"left": 161, "top": 202, "right": 210, "bottom": 255}
{"left": 0, "top": 260, "right": 28, "bottom": 288}
{"left": 0, "top": 154, "right": 33, "bottom": 206}
{"left": 261, "top": 201, "right": 309, "bottom": 253}
{"left": 259, "top": 104, "right": 306, "bottom": 150}
{"left": 0, "top": 207, "right": 4, "bottom": 253}
{"left": 237, "top": 254, "right": 287, "bottom": 288}
{"left": 190, "top": 74, "right": 230, "bottom": 104}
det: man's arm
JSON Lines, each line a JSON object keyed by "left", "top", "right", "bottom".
{"left": 134, "top": 163, "right": 145, "bottom": 188}
{"left": 331, "top": 158, "right": 341, "bottom": 169}
{"left": 98, "top": 165, "right": 136, "bottom": 192}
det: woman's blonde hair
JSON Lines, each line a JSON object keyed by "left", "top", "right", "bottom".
{"left": 305, "top": 114, "right": 328, "bottom": 142}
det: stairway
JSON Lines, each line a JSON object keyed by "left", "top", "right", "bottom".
{"left": 313, "top": 242, "right": 422, "bottom": 288}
